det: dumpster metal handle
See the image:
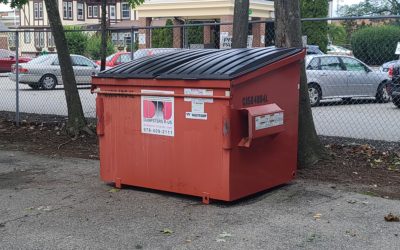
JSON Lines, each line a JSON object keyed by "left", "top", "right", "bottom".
{"left": 92, "top": 89, "right": 231, "bottom": 100}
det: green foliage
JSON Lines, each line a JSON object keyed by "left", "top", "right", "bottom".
{"left": 85, "top": 34, "right": 116, "bottom": 59}
{"left": 327, "top": 24, "right": 347, "bottom": 45}
{"left": 351, "top": 25, "right": 400, "bottom": 65}
{"left": 338, "top": 0, "right": 400, "bottom": 16}
{"left": 64, "top": 26, "right": 88, "bottom": 56}
{"left": 151, "top": 19, "right": 173, "bottom": 48}
{"left": 187, "top": 22, "right": 204, "bottom": 45}
{"left": 300, "top": 0, "right": 329, "bottom": 53}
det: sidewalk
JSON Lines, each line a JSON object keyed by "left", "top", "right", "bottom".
{"left": 0, "top": 150, "right": 399, "bottom": 249}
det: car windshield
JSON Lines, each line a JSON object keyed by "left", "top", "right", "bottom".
{"left": 106, "top": 54, "right": 116, "bottom": 61}
{"left": 27, "top": 55, "right": 55, "bottom": 65}
{"left": 0, "top": 49, "right": 14, "bottom": 58}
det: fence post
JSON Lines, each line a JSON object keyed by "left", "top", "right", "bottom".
{"left": 15, "top": 31, "right": 20, "bottom": 126}
{"left": 130, "top": 27, "right": 134, "bottom": 60}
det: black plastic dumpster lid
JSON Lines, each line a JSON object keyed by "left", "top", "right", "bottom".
{"left": 97, "top": 47, "right": 302, "bottom": 80}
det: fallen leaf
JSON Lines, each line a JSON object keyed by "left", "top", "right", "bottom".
{"left": 161, "top": 228, "right": 173, "bottom": 235}
{"left": 313, "top": 213, "right": 322, "bottom": 220}
{"left": 352, "top": 172, "right": 358, "bottom": 175}
{"left": 345, "top": 230, "right": 357, "bottom": 237}
{"left": 347, "top": 200, "right": 357, "bottom": 204}
{"left": 374, "top": 159, "right": 383, "bottom": 163}
{"left": 384, "top": 213, "right": 399, "bottom": 222}
{"left": 218, "top": 232, "right": 233, "bottom": 238}
{"left": 108, "top": 188, "right": 120, "bottom": 193}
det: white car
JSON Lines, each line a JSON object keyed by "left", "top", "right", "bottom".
{"left": 327, "top": 45, "right": 353, "bottom": 56}
{"left": 306, "top": 55, "right": 391, "bottom": 106}
{"left": 9, "top": 54, "right": 100, "bottom": 90}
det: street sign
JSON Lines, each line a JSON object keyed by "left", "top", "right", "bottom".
{"left": 249, "top": 9, "right": 253, "bottom": 15}
{"left": 395, "top": 42, "right": 400, "bottom": 55}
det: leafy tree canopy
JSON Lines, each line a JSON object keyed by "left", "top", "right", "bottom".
{"left": 338, "top": 0, "right": 400, "bottom": 16}
{"left": 300, "top": 0, "right": 329, "bottom": 52}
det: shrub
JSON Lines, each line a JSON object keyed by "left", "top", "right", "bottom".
{"left": 64, "top": 26, "right": 88, "bottom": 56}
{"left": 327, "top": 24, "right": 347, "bottom": 46}
{"left": 187, "top": 22, "right": 204, "bottom": 45}
{"left": 351, "top": 25, "right": 400, "bottom": 65}
{"left": 151, "top": 19, "right": 173, "bottom": 48}
{"left": 301, "top": 0, "right": 329, "bottom": 53}
{"left": 85, "top": 34, "right": 116, "bottom": 60}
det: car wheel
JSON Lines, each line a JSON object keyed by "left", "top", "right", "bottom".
{"left": 308, "top": 83, "right": 322, "bottom": 107}
{"left": 393, "top": 97, "right": 400, "bottom": 108}
{"left": 40, "top": 74, "right": 57, "bottom": 90}
{"left": 376, "top": 82, "right": 391, "bottom": 103}
{"left": 28, "top": 84, "right": 40, "bottom": 90}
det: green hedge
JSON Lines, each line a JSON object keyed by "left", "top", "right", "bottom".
{"left": 152, "top": 19, "right": 173, "bottom": 48}
{"left": 187, "top": 22, "right": 204, "bottom": 45}
{"left": 85, "top": 34, "right": 116, "bottom": 60}
{"left": 351, "top": 26, "right": 400, "bottom": 65}
{"left": 64, "top": 26, "right": 88, "bottom": 55}
{"left": 301, "top": 0, "right": 329, "bottom": 53}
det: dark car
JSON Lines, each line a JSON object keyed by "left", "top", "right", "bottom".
{"left": 0, "top": 49, "right": 31, "bottom": 72}
{"left": 306, "top": 45, "right": 324, "bottom": 55}
{"left": 390, "top": 63, "right": 400, "bottom": 108}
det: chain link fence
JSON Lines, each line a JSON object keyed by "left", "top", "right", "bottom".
{"left": 0, "top": 17, "right": 399, "bottom": 145}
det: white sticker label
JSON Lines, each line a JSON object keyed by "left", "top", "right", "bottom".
{"left": 191, "top": 101, "right": 204, "bottom": 113}
{"left": 141, "top": 90, "right": 174, "bottom": 137}
{"left": 138, "top": 33, "right": 146, "bottom": 45}
{"left": 255, "top": 112, "right": 284, "bottom": 131}
{"left": 186, "top": 112, "right": 207, "bottom": 120}
{"left": 184, "top": 88, "right": 213, "bottom": 103}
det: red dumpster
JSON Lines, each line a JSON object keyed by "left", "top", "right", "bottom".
{"left": 92, "top": 48, "right": 305, "bottom": 203}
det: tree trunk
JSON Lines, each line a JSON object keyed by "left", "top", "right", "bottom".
{"left": 44, "top": 0, "right": 87, "bottom": 136}
{"left": 232, "top": 0, "right": 249, "bottom": 48}
{"left": 274, "top": 0, "right": 326, "bottom": 168}
{"left": 100, "top": 0, "right": 107, "bottom": 71}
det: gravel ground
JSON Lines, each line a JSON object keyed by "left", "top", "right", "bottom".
{"left": 0, "top": 150, "right": 400, "bottom": 250}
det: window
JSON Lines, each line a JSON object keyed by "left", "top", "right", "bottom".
{"left": 118, "top": 54, "right": 132, "bottom": 63}
{"left": 24, "top": 32, "right": 31, "bottom": 44}
{"left": 34, "top": 2, "right": 43, "bottom": 20}
{"left": 34, "top": 32, "right": 45, "bottom": 48}
{"left": 307, "top": 58, "right": 319, "bottom": 70}
{"left": 0, "top": 50, "right": 14, "bottom": 58}
{"left": 72, "top": 56, "right": 94, "bottom": 67}
{"left": 109, "top": 5, "right": 115, "bottom": 19}
{"left": 63, "top": 1, "right": 73, "bottom": 20}
{"left": 121, "top": 2, "right": 130, "bottom": 19}
{"left": 47, "top": 32, "right": 55, "bottom": 47}
{"left": 93, "top": 5, "right": 99, "bottom": 17}
{"left": 77, "top": 2, "right": 84, "bottom": 20}
{"left": 319, "top": 57, "right": 343, "bottom": 71}
{"left": 8, "top": 33, "right": 16, "bottom": 48}
{"left": 342, "top": 57, "right": 367, "bottom": 72}
{"left": 88, "top": 6, "right": 92, "bottom": 17}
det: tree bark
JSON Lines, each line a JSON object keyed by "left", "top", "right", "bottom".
{"left": 274, "top": 0, "right": 326, "bottom": 168}
{"left": 100, "top": 0, "right": 107, "bottom": 71}
{"left": 232, "top": 0, "right": 249, "bottom": 48}
{"left": 44, "top": 0, "right": 87, "bottom": 136}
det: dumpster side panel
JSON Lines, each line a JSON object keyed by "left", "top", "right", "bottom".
{"left": 97, "top": 84, "right": 231, "bottom": 201}
{"left": 229, "top": 62, "right": 300, "bottom": 200}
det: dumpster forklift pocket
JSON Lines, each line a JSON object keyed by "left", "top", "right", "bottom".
{"left": 238, "top": 103, "right": 285, "bottom": 147}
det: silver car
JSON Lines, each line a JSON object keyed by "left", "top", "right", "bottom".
{"left": 9, "top": 54, "right": 100, "bottom": 90}
{"left": 306, "top": 55, "right": 391, "bottom": 106}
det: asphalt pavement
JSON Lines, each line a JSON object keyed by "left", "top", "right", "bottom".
{"left": 0, "top": 150, "right": 399, "bottom": 249}
{"left": 0, "top": 78, "right": 399, "bottom": 141}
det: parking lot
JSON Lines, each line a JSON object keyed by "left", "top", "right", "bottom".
{"left": 0, "top": 78, "right": 399, "bottom": 142}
